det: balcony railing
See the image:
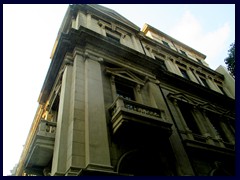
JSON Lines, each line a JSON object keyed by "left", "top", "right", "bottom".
{"left": 37, "top": 120, "right": 57, "bottom": 137}
{"left": 109, "top": 96, "right": 172, "bottom": 138}
{"left": 109, "top": 96, "right": 163, "bottom": 119}
{"left": 24, "top": 120, "right": 57, "bottom": 175}
{"left": 180, "top": 130, "right": 235, "bottom": 154}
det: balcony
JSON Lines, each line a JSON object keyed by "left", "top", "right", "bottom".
{"left": 109, "top": 96, "right": 172, "bottom": 142}
{"left": 24, "top": 120, "right": 56, "bottom": 175}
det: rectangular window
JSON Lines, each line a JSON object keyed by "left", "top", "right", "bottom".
{"left": 199, "top": 77, "right": 209, "bottom": 88}
{"left": 196, "top": 58, "right": 203, "bottom": 65}
{"left": 179, "top": 68, "right": 190, "bottom": 80}
{"left": 207, "top": 112, "right": 229, "bottom": 142}
{"left": 180, "top": 50, "right": 188, "bottom": 56}
{"left": 106, "top": 33, "right": 120, "bottom": 43}
{"left": 155, "top": 57, "right": 167, "bottom": 71}
{"left": 217, "top": 85, "right": 227, "bottom": 95}
{"left": 115, "top": 81, "right": 135, "bottom": 101}
{"left": 162, "top": 40, "right": 170, "bottom": 48}
{"left": 178, "top": 101, "right": 201, "bottom": 135}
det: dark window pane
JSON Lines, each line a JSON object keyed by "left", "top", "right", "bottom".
{"left": 180, "top": 50, "right": 187, "bottom": 56}
{"left": 162, "top": 40, "right": 170, "bottom": 48}
{"left": 196, "top": 58, "right": 203, "bottom": 64}
{"left": 106, "top": 33, "right": 120, "bottom": 43}
{"left": 178, "top": 101, "right": 201, "bottom": 135}
{"left": 180, "top": 68, "right": 190, "bottom": 80}
{"left": 200, "top": 77, "right": 209, "bottom": 88}
{"left": 115, "top": 82, "right": 135, "bottom": 100}
{"left": 207, "top": 112, "right": 229, "bottom": 142}
{"left": 217, "top": 85, "right": 227, "bottom": 95}
{"left": 155, "top": 57, "right": 167, "bottom": 71}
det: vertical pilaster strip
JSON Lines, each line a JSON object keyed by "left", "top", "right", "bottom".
{"left": 51, "top": 65, "right": 73, "bottom": 175}
{"left": 84, "top": 56, "right": 112, "bottom": 170}
{"left": 65, "top": 52, "right": 86, "bottom": 172}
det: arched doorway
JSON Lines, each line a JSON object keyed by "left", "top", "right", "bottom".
{"left": 117, "top": 148, "right": 173, "bottom": 176}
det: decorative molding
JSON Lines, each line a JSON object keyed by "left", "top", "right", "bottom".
{"left": 105, "top": 67, "right": 145, "bottom": 86}
{"left": 167, "top": 92, "right": 197, "bottom": 105}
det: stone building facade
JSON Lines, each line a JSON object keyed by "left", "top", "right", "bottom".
{"left": 15, "top": 4, "right": 235, "bottom": 176}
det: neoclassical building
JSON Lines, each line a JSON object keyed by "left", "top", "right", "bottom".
{"left": 15, "top": 4, "right": 235, "bottom": 176}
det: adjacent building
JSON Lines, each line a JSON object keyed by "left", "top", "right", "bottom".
{"left": 15, "top": 4, "right": 235, "bottom": 176}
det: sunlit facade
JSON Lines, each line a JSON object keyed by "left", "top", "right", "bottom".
{"left": 15, "top": 4, "right": 235, "bottom": 176}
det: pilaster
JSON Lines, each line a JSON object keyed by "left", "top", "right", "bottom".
{"left": 51, "top": 64, "right": 73, "bottom": 176}
{"left": 84, "top": 54, "right": 113, "bottom": 172}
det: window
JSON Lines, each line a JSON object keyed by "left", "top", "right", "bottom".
{"left": 180, "top": 50, "right": 188, "bottom": 56}
{"left": 155, "top": 57, "right": 167, "bottom": 71}
{"left": 217, "top": 85, "right": 227, "bottom": 95}
{"left": 207, "top": 112, "right": 229, "bottom": 142}
{"left": 179, "top": 68, "right": 190, "bottom": 80}
{"left": 115, "top": 81, "right": 135, "bottom": 100}
{"left": 162, "top": 40, "right": 170, "bottom": 48}
{"left": 178, "top": 101, "right": 201, "bottom": 135}
{"left": 106, "top": 33, "right": 120, "bottom": 43}
{"left": 199, "top": 77, "right": 209, "bottom": 88}
{"left": 105, "top": 27, "right": 121, "bottom": 43}
{"left": 196, "top": 58, "right": 203, "bottom": 65}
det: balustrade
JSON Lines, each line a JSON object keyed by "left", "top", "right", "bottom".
{"left": 109, "top": 96, "right": 162, "bottom": 120}
{"left": 38, "top": 119, "right": 57, "bottom": 136}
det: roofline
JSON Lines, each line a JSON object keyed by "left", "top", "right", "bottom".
{"left": 142, "top": 23, "right": 207, "bottom": 59}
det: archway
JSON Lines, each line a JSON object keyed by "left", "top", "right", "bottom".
{"left": 117, "top": 149, "right": 170, "bottom": 176}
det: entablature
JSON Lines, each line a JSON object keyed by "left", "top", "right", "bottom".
{"left": 138, "top": 32, "right": 224, "bottom": 81}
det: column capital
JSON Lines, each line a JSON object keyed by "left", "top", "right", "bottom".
{"left": 84, "top": 50, "right": 104, "bottom": 63}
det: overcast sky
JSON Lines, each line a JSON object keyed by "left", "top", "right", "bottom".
{"left": 3, "top": 4, "right": 235, "bottom": 176}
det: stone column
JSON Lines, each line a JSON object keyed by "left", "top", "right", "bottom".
{"left": 51, "top": 64, "right": 73, "bottom": 176}
{"left": 84, "top": 55, "right": 112, "bottom": 172}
